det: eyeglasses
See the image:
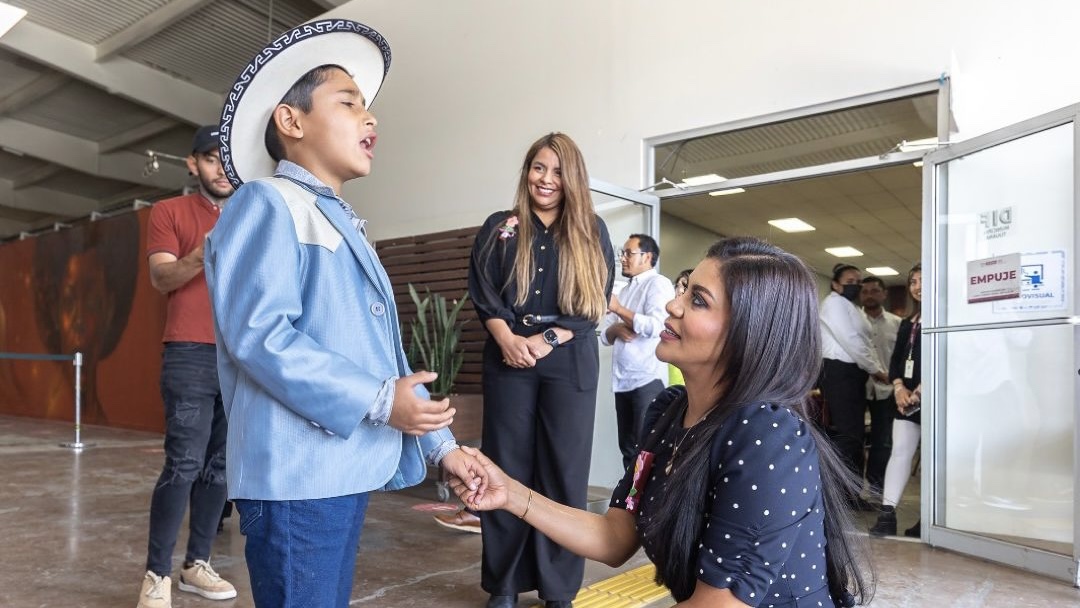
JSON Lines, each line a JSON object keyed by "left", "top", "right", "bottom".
{"left": 618, "top": 249, "right": 647, "bottom": 259}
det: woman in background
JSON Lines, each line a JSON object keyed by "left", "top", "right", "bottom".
{"left": 819, "top": 263, "right": 888, "bottom": 498}
{"left": 870, "top": 263, "right": 923, "bottom": 538}
{"left": 468, "top": 132, "right": 614, "bottom": 608}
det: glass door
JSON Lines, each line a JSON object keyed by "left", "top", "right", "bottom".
{"left": 923, "top": 105, "right": 1079, "bottom": 584}
{"left": 587, "top": 178, "right": 660, "bottom": 489}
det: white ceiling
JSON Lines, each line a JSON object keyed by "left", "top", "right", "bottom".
{"left": 0, "top": 0, "right": 340, "bottom": 241}
{"left": 662, "top": 163, "right": 923, "bottom": 286}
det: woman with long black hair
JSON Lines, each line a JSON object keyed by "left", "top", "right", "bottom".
{"left": 456, "top": 237, "right": 873, "bottom": 607}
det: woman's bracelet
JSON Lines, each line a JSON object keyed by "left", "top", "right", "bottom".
{"left": 518, "top": 488, "right": 534, "bottom": 520}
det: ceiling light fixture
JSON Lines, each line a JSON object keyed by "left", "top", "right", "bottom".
{"left": 708, "top": 187, "right": 746, "bottom": 196}
{"left": 681, "top": 173, "right": 727, "bottom": 186}
{"left": 0, "top": 2, "right": 26, "bottom": 38}
{"left": 866, "top": 266, "right": 899, "bottom": 276}
{"left": 825, "top": 246, "right": 863, "bottom": 258}
{"left": 142, "top": 149, "right": 188, "bottom": 177}
{"left": 768, "top": 218, "right": 816, "bottom": 232}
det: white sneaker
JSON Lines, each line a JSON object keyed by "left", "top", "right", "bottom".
{"left": 136, "top": 571, "right": 171, "bottom": 608}
{"left": 178, "top": 559, "right": 237, "bottom": 600}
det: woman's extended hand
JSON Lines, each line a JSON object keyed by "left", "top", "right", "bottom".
{"left": 449, "top": 446, "right": 512, "bottom": 512}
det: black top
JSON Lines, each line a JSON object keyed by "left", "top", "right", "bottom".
{"left": 889, "top": 315, "right": 921, "bottom": 423}
{"left": 468, "top": 210, "right": 614, "bottom": 339}
{"left": 610, "top": 388, "right": 838, "bottom": 607}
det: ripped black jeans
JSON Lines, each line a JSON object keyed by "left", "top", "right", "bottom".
{"left": 146, "top": 342, "right": 228, "bottom": 576}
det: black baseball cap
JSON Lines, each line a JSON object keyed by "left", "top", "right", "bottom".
{"left": 191, "top": 125, "right": 221, "bottom": 154}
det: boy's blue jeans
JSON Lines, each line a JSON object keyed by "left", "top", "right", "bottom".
{"left": 235, "top": 493, "right": 370, "bottom": 607}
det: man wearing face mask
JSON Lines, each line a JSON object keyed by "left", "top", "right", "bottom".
{"left": 819, "top": 263, "right": 888, "bottom": 505}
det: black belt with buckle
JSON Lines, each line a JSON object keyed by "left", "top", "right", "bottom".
{"left": 519, "top": 313, "right": 561, "bottom": 327}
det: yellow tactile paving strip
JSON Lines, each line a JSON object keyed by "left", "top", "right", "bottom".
{"left": 528, "top": 564, "right": 670, "bottom": 608}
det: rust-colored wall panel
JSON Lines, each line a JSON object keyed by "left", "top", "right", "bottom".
{"left": 0, "top": 209, "right": 167, "bottom": 433}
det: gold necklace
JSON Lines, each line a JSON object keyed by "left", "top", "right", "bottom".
{"left": 665, "top": 404, "right": 719, "bottom": 475}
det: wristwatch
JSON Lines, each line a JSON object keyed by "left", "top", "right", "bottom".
{"left": 542, "top": 328, "right": 560, "bottom": 348}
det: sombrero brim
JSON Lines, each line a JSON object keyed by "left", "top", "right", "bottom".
{"left": 219, "top": 19, "right": 391, "bottom": 188}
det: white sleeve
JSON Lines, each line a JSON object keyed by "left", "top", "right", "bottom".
{"left": 631, "top": 277, "right": 675, "bottom": 338}
{"left": 822, "top": 297, "right": 884, "bottom": 375}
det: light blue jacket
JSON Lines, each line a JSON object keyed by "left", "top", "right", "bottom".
{"left": 205, "top": 161, "right": 455, "bottom": 501}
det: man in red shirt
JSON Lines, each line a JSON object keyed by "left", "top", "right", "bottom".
{"left": 137, "top": 126, "right": 237, "bottom": 608}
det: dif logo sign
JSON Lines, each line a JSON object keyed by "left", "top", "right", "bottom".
{"left": 967, "top": 253, "right": 1021, "bottom": 304}
{"left": 979, "top": 206, "right": 1013, "bottom": 240}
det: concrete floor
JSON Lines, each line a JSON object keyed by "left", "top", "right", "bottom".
{"left": 1, "top": 414, "right": 1078, "bottom": 608}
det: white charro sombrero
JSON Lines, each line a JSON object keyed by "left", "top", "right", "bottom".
{"left": 218, "top": 19, "right": 391, "bottom": 188}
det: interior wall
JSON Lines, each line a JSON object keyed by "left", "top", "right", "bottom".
{"left": 328, "top": 0, "right": 1080, "bottom": 487}
{"left": 333, "top": 0, "right": 1080, "bottom": 243}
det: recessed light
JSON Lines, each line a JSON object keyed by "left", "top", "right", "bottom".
{"left": 681, "top": 174, "right": 726, "bottom": 186}
{"left": 708, "top": 188, "right": 746, "bottom": 196}
{"left": 0, "top": 2, "right": 27, "bottom": 38}
{"left": 768, "top": 218, "right": 815, "bottom": 232}
{"left": 866, "top": 266, "right": 899, "bottom": 276}
{"left": 825, "top": 246, "right": 863, "bottom": 258}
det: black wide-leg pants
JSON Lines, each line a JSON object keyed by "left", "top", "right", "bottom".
{"left": 479, "top": 337, "right": 598, "bottom": 601}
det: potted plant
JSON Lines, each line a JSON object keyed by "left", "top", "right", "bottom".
{"left": 406, "top": 283, "right": 469, "bottom": 399}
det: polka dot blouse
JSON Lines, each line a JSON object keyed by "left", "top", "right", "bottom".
{"left": 610, "top": 388, "right": 837, "bottom": 607}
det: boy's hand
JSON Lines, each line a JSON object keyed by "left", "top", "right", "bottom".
{"left": 388, "top": 372, "right": 455, "bottom": 436}
{"left": 441, "top": 447, "right": 488, "bottom": 502}
{"left": 449, "top": 446, "right": 509, "bottom": 511}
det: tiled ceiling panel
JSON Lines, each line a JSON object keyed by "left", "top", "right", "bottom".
{"left": 0, "top": 150, "right": 49, "bottom": 179}
{"left": 38, "top": 169, "right": 147, "bottom": 200}
{"left": 6, "top": 0, "right": 172, "bottom": 44}
{"left": 657, "top": 93, "right": 937, "bottom": 182}
{"left": 122, "top": 0, "right": 324, "bottom": 92}
{"left": 0, "top": 48, "right": 47, "bottom": 97}
{"left": 662, "top": 164, "right": 923, "bottom": 285}
{"left": 9, "top": 80, "right": 163, "bottom": 141}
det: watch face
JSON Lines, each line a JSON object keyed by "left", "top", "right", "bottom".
{"left": 544, "top": 329, "right": 558, "bottom": 345}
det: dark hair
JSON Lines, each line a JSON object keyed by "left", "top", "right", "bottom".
{"left": 861, "top": 276, "right": 886, "bottom": 290}
{"left": 264, "top": 64, "right": 347, "bottom": 162}
{"left": 908, "top": 262, "right": 923, "bottom": 315}
{"left": 640, "top": 237, "right": 873, "bottom": 604}
{"left": 831, "top": 262, "right": 860, "bottom": 282}
{"left": 674, "top": 267, "right": 692, "bottom": 288}
{"left": 629, "top": 233, "right": 660, "bottom": 267}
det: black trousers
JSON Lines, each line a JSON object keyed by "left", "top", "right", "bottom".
{"left": 820, "top": 358, "right": 869, "bottom": 484}
{"left": 479, "top": 338, "right": 598, "bottom": 601}
{"left": 615, "top": 379, "right": 665, "bottom": 471}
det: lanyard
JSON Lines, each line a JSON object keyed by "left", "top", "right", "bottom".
{"left": 906, "top": 313, "right": 921, "bottom": 362}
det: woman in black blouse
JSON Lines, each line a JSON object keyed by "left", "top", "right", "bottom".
{"left": 468, "top": 132, "right": 614, "bottom": 608}
{"left": 870, "top": 263, "right": 922, "bottom": 538}
{"left": 456, "top": 238, "right": 872, "bottom": 607}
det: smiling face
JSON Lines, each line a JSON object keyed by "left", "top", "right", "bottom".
{"left": 283, "top": 67, "right": 378, "bottom": 191}
{"left": 909, "top": 270, "right": 922, "bottom": 302}
{"left": 526, "top": 146, "right": 563, "bottom": 214}
{"left": 656, "top": 258, "right": 729, "bottom": 384}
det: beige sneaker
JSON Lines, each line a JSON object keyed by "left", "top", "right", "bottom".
{"left": 137, "top": 571, "right": 171, "bottom": 608}
{"left": 178, "top": 560, "right": 237, "bottom": 600}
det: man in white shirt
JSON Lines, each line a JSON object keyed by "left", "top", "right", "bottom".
{"left": 861, "top": 276, "right": 900, "bottom": 494}
{"left": 600, "top": 234, "right": 675, "bottom": 471}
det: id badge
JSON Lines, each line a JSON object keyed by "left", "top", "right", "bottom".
{"left": 904, "top": 359, "right": 914, "bottom": 379}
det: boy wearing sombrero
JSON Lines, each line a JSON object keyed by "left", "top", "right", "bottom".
{"left": 198, "top": 20, "right": 485, "bottom": 608}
